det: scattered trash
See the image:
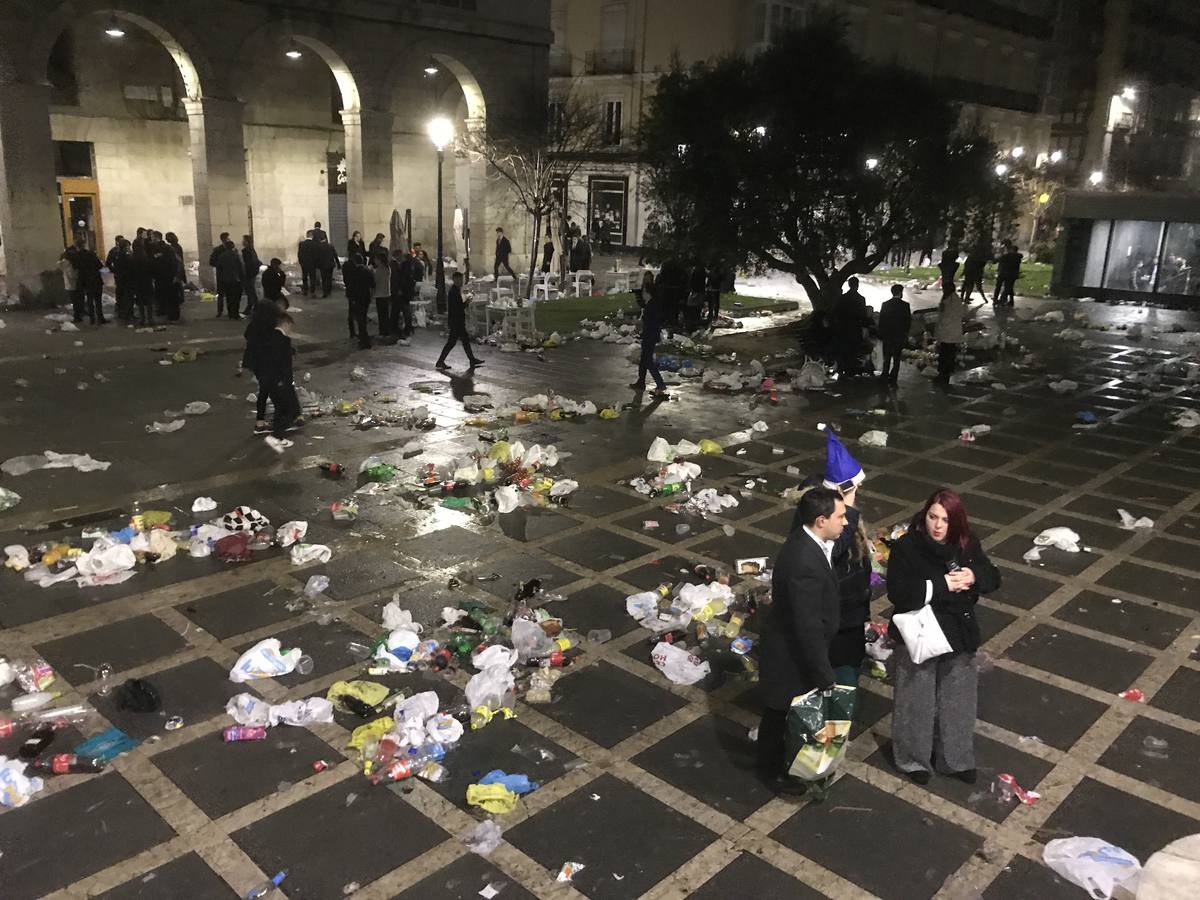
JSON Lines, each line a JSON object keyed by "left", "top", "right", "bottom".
{"left": 859, "top": 430, "right": 888, "bottom": 447}
{"left": 1172, "top": 409, "right": 1200, "bottom": 429}
{"left": 651, "top": 641, "right": 711, "bottom": 685}
{"left": 1043, "top": 838, "right": 1140, "bottom": 900}
{"left": 1118, "top": 688, "right": 1145, "bottom": 702}
{"left": 556, "top": 862, "right": 585, "bottom": 883}
{"left": 1, "top": 450, "right": 112, "bottom": 476}
{"left": 0, "top": 757, "right": 44, "bottom": 807}
{"left": 229, "top": 639, "right": 302, "bottom": 683}
{"left": 0, "top": 487, "right": 21, "bottom": 512}
{"left": 1116, "top": 509, "right": 1154, "bottom": 530}
{"left": 1141, "top": 735, "right": 1169, "bottom": 759}
{"left": 191, "top": 497, "right": 217, "bottom": 513}
{"left": 466, "top": 782, "right": 519, "bottom": 814}
{"left": 993, "top": 772, "right": 1040, "bottom": 805}
{"left": 1047, "top": 379, "right": 1078, "bottom": 394}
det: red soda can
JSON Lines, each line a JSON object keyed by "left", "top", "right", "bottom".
{"left": 312, "top": 760, "right": 329, "bottom": 772}
{"left": 222, "top": 726, "right": 268, "bottom": 742}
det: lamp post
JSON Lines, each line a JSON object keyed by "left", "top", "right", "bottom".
{"left": 427, "top": 116, "right": 454, "bottom": 314}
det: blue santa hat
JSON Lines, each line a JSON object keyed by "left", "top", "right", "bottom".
{"left": 820, "top": 426, "right": 865, "bottom": 491}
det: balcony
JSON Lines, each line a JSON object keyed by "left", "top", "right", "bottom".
{"left": 585, "top": 48, "right": 635, "bottom": 76}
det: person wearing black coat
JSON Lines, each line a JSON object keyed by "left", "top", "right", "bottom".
{"left": 886, "top": 489, "right": 1000, "bottom": 785}
{"left": 165, "top": 232, "right": 186, "bottom": 321}
{"left": 297, "top": 231, "right": 318, "bottom": 297}
{"left": 938, "top": 247, "right": 959, "bottom": 293}
{"left": 241, "top": 235, "right": 262, "bottom": 315}
{"left": 684, "top": 262, "right": 707, "bottom": 332}
{"left": 258, "top": 313, "right": 302, "bottom": 450}
{"left": 993, "top": 242, "right": 1022, "bottom": 307}
{"left": 655, "top": 256, "right": 688, "bottom": 339}
{"left": 630, "top": 270, "right": 667, "bottom": 393}
{"left": 368, "top": 233, "right": 386, "bottom": 258}
{"left": 435, "top": 271, "right": 482, "bottom": 369}
{"left": 131, "top": 242, "right": 155, "bottom": 326}
{"left": 757, "top": 487, "right": 847, "bottom": 785}
{"left": 261, "top": 258, "right": 287, "bottom": 307}
{"left": 347, "top": 231, "right": 367, "bottom": 262}
{"left": 63, "top": 237, "right": 106, "bottom": 325}
{"left": 389, "top": 250, "right": 416, "bottom": 338}
{"left": 877, "top": 284, "right": 912, "bottom": 385}
{"left": 209, "top": 231, "right": 231, "bottom": 316}
{"left": 107, "top": 237, "right": 133, "bottom": 321}
{"left": 317, "top": 238, "right": 340, "bottom": 298}
{"left": 493, "top": 227, "right": 515, "bottom": 279}
{"left": 242, "top": 301, "right": 282, "bottom": 433}
{"left": 214, "top": 240, "right": 245, "bottom": 320}
{"left": 343, "top": 253, "right": 373, "bottom": 348}
{"left": 833, "top": 277, "right": 869, "bottom": 379}
{"left": 569, "top": 236, "right": 591, "bottom": 273}
{"left": 959, "top": 246, "right": 989, "bottom": 304}
{"left": 149, "top": 233, "right": 178, "bottom": 321}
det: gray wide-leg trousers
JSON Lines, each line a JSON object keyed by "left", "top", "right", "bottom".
{"left": 891, "top": 644, "right": 977, "bottom": 774}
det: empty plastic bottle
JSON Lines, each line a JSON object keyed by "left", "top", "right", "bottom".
{"left": 369, "top": 743, "right": 446, "bottom": 785}
{"left": 27, "top": 754, "right": 105, "bottom": 775}
{"left": 223, "top": 726, "right": 268, "bottom": 742}
{"left": 245, "top": 870, "right": 287, "bottom": 899}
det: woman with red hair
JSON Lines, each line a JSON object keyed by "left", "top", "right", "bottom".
{"left": 886, "top": 488, "right": 1000, "bottom": 784}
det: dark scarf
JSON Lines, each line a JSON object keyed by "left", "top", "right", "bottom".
{"left": 915, "top": 529, "right": 960, "bottom": 567}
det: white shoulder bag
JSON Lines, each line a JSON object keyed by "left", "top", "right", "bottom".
{"left": 892, "top": 580, "right": 953, "bottom": 664}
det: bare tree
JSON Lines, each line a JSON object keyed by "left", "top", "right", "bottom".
{"left": 459, "top": 87, "right": 603, "bottom": 299}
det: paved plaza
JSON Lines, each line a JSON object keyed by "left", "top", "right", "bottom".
{"left": 0, "top": 290, "right": 1198, "bottom": 899}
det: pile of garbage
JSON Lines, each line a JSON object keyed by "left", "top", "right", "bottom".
{"left": 465, "top": 392, "right": 601, "bottom": 428}
{"left": 2, "top": 502, "right": 330, "bottom": 590}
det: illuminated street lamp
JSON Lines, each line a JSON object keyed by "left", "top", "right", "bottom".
{"left": 427, "top": 116, "right": 455, "bottom": 312}
{"left": 1089, "top": 170, "right": 1104, "bottom": 186}
{"left": 865, "top": 157, "right": 879, "bottom": 170}
{"left": 1050, "top": 150, "right": 1063, "bottom": 163}
{"left": 104, "top": 17, "right": 125, "bottom": 38}
{"left": 1011, "top": 146, "right": 1025, "bottom": 158}
{"left": 1121, "top": 86, "right": 1136, "bottom": 100}
{"left": 995, "top": 163, "right": 1009, "bottom": 176}
{"left": 285, "top": 40, "right": 302, "bottom": 60}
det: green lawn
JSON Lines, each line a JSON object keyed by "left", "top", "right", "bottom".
{"left": 531, "top": 292, "right": 797, "bottom": 335}
{"left": 867, "top": 261, "right": 1054, "bottom": 297}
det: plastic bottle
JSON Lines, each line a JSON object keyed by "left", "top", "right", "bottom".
{"left": 12, "top": 691, "right": 58, "bottom": 713}
{"left": 466, "top": 608, "right": 501, "bottom": 635}
{"left": 369, "top": 743, "right": 446, "bottom": 785}
{"left": 372, "top": 736, "right": 400, "bottom": 766}
{"left": 27, "top": 754, "right": 106, "bottom": 775}
{"left": 245, "top": 870, "right": 287, "bottom": 899}
{"left": 223, "top": 726, "right": 268, "bottom": 742}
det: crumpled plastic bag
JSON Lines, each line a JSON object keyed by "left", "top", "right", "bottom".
{"left": 1, "top": 450, "right": 112, "bottom": 476}
{"left": 466, "top": 782, "right": 518, "bottom": 814}
{"left": 191, "top": 496, "right": 217, "bottom": 513}
{"left": 453, "top": 461, "right": 480, "bottom": 484}
{"left": 548, "top": 479, "right": 578, "bottom": 498}
{"left": 348, "top": 716, "right": 395, "bottom": 751}
{"left": 0, "top": 756, "right": 45, "bottom": 808}
{"left": 4, "top": 545, "right": 30, "bottom": 571}
{"left": 625, "top": 590, "right": 659, "bottom": 624}
{"left": 226, "top": 692, "right": 273, "bottom": 726}
{"left": 427, "top": 712, "right": 464, "bottom": 745}
{"left": 794, "top": 358, "right": 826, "bottom": 390}
{"left": 674, "top": 439, "right": 701, "bottom": 456}
{"left": 146, "top": 419, "right": 186, "bottom": 434}
{"left": 222, "top": 506, "right": 269, "bottom": 532}
{"left": 664, "top": 461, "right": 702, "bottom": 484}
{"left": 76, "top": 538, "right": 137, "bottom": 579}
{"left": 290, "top": 543, "right": 332, "bottom": 565}
{"left": 494, "top": 485, "right": 521, "bottom": 514}
{"left": 860, "top": 430, "right": 888, "bottom": 447}
{"left": 269, "top": 697, "right": 335, "bottom": 727}
{"left": 229, "top": 638, "right": 301, "bottom": 682}
{"left": 328, "top": 680, "right": 390, "bottom": 714}
{"left": 1173, "top": 408, "right": 1200, "bottom": 429}
{"left": 461, "top": 819, "right": 503, "bottom": 856}
{"left": 478, "top": 769, "right": 539, "bottom": 794}
{"left": 0, "top": 486, "right": 21, "bottom": 512}
{"left": 465, "top": 665, "right": 515, "bottom": 712}
{"left": 183, "top": 401, "right": 210, "bottom": 415}
{"left": 375, "top": 628, "right": 421, "bottom": 668}
{"left": 1116, "top": 509, "right": 1154, "bottom": 530}
{"left": 381, "top": 599, "right": 422, "bottom": 633}
{"left": 473, "top": 644, "right": 519, "bottom": 670}
{"left": 651, "top": 641, "right": 711, "bottom": 685}
{"left": 1034, "top": 527, "right": 1081, "bottom": 552}
{"left": 698, "top": 439, "right": 723, "bottom": 455}
{"left": 395, "top": 690, "right": 440, "bottom": 725}
{"left": 1048, "top": 379, "right": 1078, "bottom": 394}
{"left": 647, "top": 436, "right": 675, "bottom": 463}
{"left": 276, "top": 521, "right": 308, "bottom": 547}
{"left": 1042, "top": 837, "right": 1141, "bottom": 900}
{"left": 146, "top": 529, "right": 177, "bottom": 563}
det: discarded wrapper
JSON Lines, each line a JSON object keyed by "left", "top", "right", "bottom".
{"left": 996, "top": 772, "right": 1040, "bottom": 805}
{"left": 1118, "top": 688, "right": 1145, "bottom": 702}
{"left": 556, "top": 862, "right": 585, "bottom": 883}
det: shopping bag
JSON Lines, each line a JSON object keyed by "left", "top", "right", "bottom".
{"left": 891, "top": 582, "right": 952, "bottom": 664}
{"left": 785, "top": 683, "right": 857, "bottom": 781}
{"left": 1043, "top": 837, "right": 1140, "bottom": 900}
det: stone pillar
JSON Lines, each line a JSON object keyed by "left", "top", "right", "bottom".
{"left": 0, "top": 79, "right": 68, "bottom": 304}
{"left": 183, "top": 98, "right": 249, "bottom": 289}
{"left": 341, "top": 109, "right": 394, "bottom": 243}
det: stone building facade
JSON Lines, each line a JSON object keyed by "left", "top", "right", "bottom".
{"left": 0, "top": 0, "right": 551, "bottom": 300}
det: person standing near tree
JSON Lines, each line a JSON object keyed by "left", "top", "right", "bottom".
{"left": 959, "top": 245, "right": 989, "bottom": 304}
{"left": 834, "top": 276, "right": 869, "bottom": 380}
{"left": 934, "top": 286, "right": 964, "bottom": 384}
{"left": 435, "top": 271, "right": 483, "bottom": 370}
{"left": 389, "top": 248, "right": 415, "bottom": 339}
{"left": 877, "top": 284, "right": 912, "bottom": 385}
{"left": 630, "top": 270, "right": 668, "bottom": 395}
{"left": 493, "top": 227, "right": 516, "bottom": 279}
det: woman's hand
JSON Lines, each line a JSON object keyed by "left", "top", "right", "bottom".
{"left": 945, "top": 571, "right": 972, "bottom": 592}
{"left": 957, "top": 567, "right": 976, "bottom": 587}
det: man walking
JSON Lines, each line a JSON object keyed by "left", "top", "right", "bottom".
{"left": 214, "top": 238, "right": 245, "bottom": 320}
{"left": 493, "top": 227, "right": 516, "bottom": 280}
{"left": 209, "top": 231, "right": 231, "bottom": 317}
{"left": 756, "top": 487, "right": 846, "bottom": 791}
{"left": 959, "top": 245, "right": 989, "bottom": 304}
{"left": 317, "top": 236, "right": 339, "bottom": 298}
{"left": 297, "top": 231, "right": 318, "bottom": 297}
{"left": 435, "top": 271, "right": 483, "bottom": 370}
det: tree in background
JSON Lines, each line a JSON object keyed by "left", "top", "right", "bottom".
{"left": 640, "top": 18, "right": 1012, "bottom": 310}
{"left": 459, "top": 88, "right": 602, "bottom": 299}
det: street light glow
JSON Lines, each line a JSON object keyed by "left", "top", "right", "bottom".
{"left": 424, "top": 65, "right": 440, "bottom": 76}
{"left": 104, "top": 17, "right": 125, "bottom": 38}
{"left": 427, "top": 116, "right": 455, "bottom": 151}
{"left": 1011, "top": 146, "right": 1025, "bottom": 158}
{"left": 753, "top": 125, "right": 767, "bottom": 137}
{"left": 995, "top": 163, "right": 1009, "bottom": 176}
{"left": 1088, "top": 170, "right": 1104, "bottom": 185}
{"left": 1121, "top": 86, "right": 1136, "bottom": 100}
{"left": 865, "top": 157, "right": 879, "bottom": 170}
{"left": 284, "top": 41, "right": 302, "bottom": 59}
{"left": 1050, "top": 150, "right": 1063, "bottom": 163}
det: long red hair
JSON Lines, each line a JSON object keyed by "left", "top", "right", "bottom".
{"left": 910, "top": 488, "right": 973, "bottom": 550}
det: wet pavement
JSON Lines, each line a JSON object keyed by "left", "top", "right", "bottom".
{"left": 1, "top": 287, "right": 1199, "bottom": 899}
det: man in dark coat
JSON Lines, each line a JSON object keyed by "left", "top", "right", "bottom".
{"left": 655, "top": 256, "right": 688, "bottom": 339}
{"left": 959, "top": 245, "right": 989, "bottom": 304}
{"left": 493, "top": 227, "right": 516, "bottom": 279}
{"left": 435, "top": 271, "right": 483, "bottom": 369}
{"left": 214, "top": 239, "right": 245, "bottom": 320}
{"left": 569, "top": 236, "right": 591, "bottom": 273}
{"left": 877, "top": 284, "right": 912, "bottom": 385}
{"left": 317, "top": 237, "right": 339, "bottom": 298}
{"left": 757, "top": 487, "right": 847, "bottom": 787}
{"left": 208, "top": 231, "right": 231, "bottom": 317}
{"left": 241, "top": 235, "right": 262, "bottom": 315}
{"left": 297, "top": 231, "right": 318, "bottom": 297}
{"left": 64, "top": 236, "right": 105, "bottom": 325}
{"left": 261, "top": 258, "right": 287, "bottom": 307}
{"left": 993, "top": 241, "right": 1022, "bottom": 307}
{"left": 389, "top": 249, "right": 416, "bottom": 338}
{"left": 106, "top": 235, "right": 133, "bottom": 321}
{"left": 343, "top": 253, "right": 373, "bottom": 348}
{"left": 833, "top": 277, "right": 869, "bottom": 379}
{"left": 310, "top": 221, "right": 328, "bottom": 244}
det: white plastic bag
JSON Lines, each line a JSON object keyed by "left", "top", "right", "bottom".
{"left": 473, "top": 644, "right": 519, "bottom": 670}
{"left": 651, "top": 641, "right": 711, "bottom": 685}
{"left": 891, "top": 583, "right": 952, "bottom": 664}
{"left": 1034, "top": 527, "right": 1081, "bottom": 552}
{"left": 276, "top": 521, "right": 308, "bottom": 547}
{"left": 465, "top": 665, "right": 515, "bottom": 711}
{"left": 191, "top": 496, "right": 217, "bottom": 513}
{"left": 1116, "top": 509, "right": 1154, "bottom": 530}
{"left": 229, "top": 638, "right": 301, "bottom": 682}
{"left": 290, "top": 543, "right": 332, "bottom": 565}
{"left": 1043, "top": 837, "right": 1141, "bottom": 900}
{"left": 226, "top": 692, "right": 272, "bottom": 726}
{"left": 0, "top": 756, "right": 45, "bottom": 808}
{"left": 494, "top": 485, "right": 520, "bottom": 514}
{"left": 794, "top": 357, "right": 826, "bottom": 390}
{"left": 381, "top": 599, "right": 422, "bottom": 633}
{"left": 548, "top": 479, "right": 578, "bottom": 497}
{"left": 647, "top": 436, "right": 674, "bottom": 463}
{"left": 269, "top": 697, "right": 334, "bottom": 726}
{"left": 860, "top": 430, "right": 888, "bottom": 447}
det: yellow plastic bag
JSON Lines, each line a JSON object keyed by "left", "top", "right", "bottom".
{"left": 487, "top": 441, "right": 511, "bottom": 461}
{"left": 347, "top": 716, "right": 395, "bottom": 752}
{"left": 327, "top": 680, "right": 390, "bottom": 714}
{"left": 142, "top": 510, "right": 172, "bottom": 527}
{"left": 599, "top": 407, "right": 619, "bottom": 420}
{"left": 698, "top": 439, "right": 723, "bottom": 454}
{"left": 466, "top": 783, "right": 518, "bottom": 814}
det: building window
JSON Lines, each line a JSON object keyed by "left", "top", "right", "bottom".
{"left": 604, "top": 100, "right": 623, "bottom": 145}
{"left": 753, "top": 1, "right": 806, "bottom": 45}
{"left": 548, "top": 100, "right": 565, "bottom": 133}
{"left": 53, "top": 141, "right": 93, "bottom": 178}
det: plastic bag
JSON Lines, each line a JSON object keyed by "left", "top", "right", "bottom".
{"left": 277, "top": 520, "right": 308, "bottom": 547}
{"left": 494, "top": 485, "right": 520, "bottom": 514}
{"left": 1043, "top": 838, "right": 1141, "bottom": 900}
{"left": 381, "top": 599, "right": 422, "bottom": 632}
{"left": 290, "top": 543, "right": 332, "bottom": 565}
{"left": 473, "top": 644, "right": 519, "bottom": 670}
{"left": 461, "top": 819, "right": 503, "bottom": 856}
{"left": 478, "top": 769, "right": 539, "bottom": 794}
{"left": 191, "top": 496, "right": 217, "bottom": 513}
{"left": 795, "top": 357, "right": 827, "bottom": 390}
{"left": 785, "top": 684, "right": 857, "bottom": 781}
{"left": 859, "top": 430, "right": 888, "bottom": 447}
{"left": 651, "top": 641, "right": 711, "bottom": 685}
{"left": 0, "top": 756, "right": 45, "bottom": 808}
{"left": 226, "top": 692, "right": 272, "bottom": 726}
{"left": 465, "top": 666, "right": 515, "bottom": 712}
{"left": 548, "top": 479, "right": 578, "bottom": 498}
{"left": 146, "top": 419, "right": 186, "bottom": 434}
{"left": 1034, "top": 527, "right": 1081, "bottom": 552}
{"left": 647, "top": 436, "right": 674, "bottom": 463}
{"left": 0, "top": 486, "right": 21, "bottom": 511}
{"left": 698, "top": 439, "right": 723, "bottom": 455}
{"left": 229, "top": 638, "right": 301, "bottom": 683}
{"left": 269, "top": 697, "right": 334, "bottom": 726}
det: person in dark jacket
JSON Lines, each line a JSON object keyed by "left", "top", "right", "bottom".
{"left": 132, "top": 227, "right": 148, "bottom": 256}
{"left": 209, "top": 231, "right": 231, "bottom": 317}
{"left": 655, "top": 256, "right": 688, "bottom": 339}
{"left": 368, "top": 232, "right": 386, "bottom": 258}
{"left": 310, "top": 221, "right": 328, "bottom": 244}
{"left": 886, "top": 488, "right": 1000, "bottom": 785}
{"left": 389, "top": 249, "right": 416, "bottom": 338}
{"left": 343, "top": 253, "right": 373, "bottom": 348}
{"left": 412, "top": 242, "right": 432, "bottom": 280}
{"left": 347, "top": 231, "right": 367, "bottom": 262}
{"left": 261, "top": 258, "right": 287, "bottom": 307}
{"left": 435, "top": 271, "right": 482, "bottom": 369}
{"left": 317, "top": 237, "right": 339, "bottom": 298}
{"left": 297, "top": 231, "right": 318, "bottom": 297}
{"left": 131, "top": 241, "right": 155, "bottom": 326}
{"left": 63, "top": 236, "right": 105, "bottom": 325}
{"left": 106, "top": 236, "right": 134, "bottom": 322}
{"left": 569, "top": 236, "right": 591, "bottom": 273}
{"left": 703, "top": 263, "right": 724, "bottom": 326}
{"left": 241, "top": 235, "right": 262, "bottom": 315}
{"left": 371, "top": 251, "right": 393, "bottom": 339}
{"left": 493, "top": 227, "right": 516, "bottom": 279}
{"left": 165, "top": 232, "right": 186, "bottom": 320}
{"left": 684, "top": 261, "right": 707, "bottom": 332}
{"left": 214, "top": 239, "right": 245, "bottom": 319}
{"left": 149, "top": 232, "right": 178, "bottom": 321}
{"left": 938, "top": 246, "right": 959, "bottom": 294}
{"left": 242, "top": 301, "right": 282, "bottom": 433}
{"left": 630, "top": 270, "right": 668, "bottom": 394}
{"left": 877, "top": 284, "right": 912, "bottom": 385}
{"left": 993, "top": 242, "right": 1022, "bottom": 307}
{"left": 260, "top": 313, "right": 302, "bottom": 452}
{"left": 833, "top": 277, "right": 869, "bottom": 379}
{"left": 757, "top": 487, "right": 847, "bottom": 786}
{"left": 959, "top": 245, "right": 989, "bottom": 304}
{"left": 541, "top": 237, "right": 555, "bottom": 273}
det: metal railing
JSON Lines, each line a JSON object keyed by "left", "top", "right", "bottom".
{"left": 585, "top": 48, "right": 635, "bottom": 75}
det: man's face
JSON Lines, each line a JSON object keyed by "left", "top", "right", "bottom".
{"left": 813, "top": 500, "right": 848, "bottom": 541}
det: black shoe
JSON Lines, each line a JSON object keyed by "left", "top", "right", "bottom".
{"left": 435, "top": 361, "right": 450, "bottom": 370}
{"left": 906, "top": 770, "right": 931, "bottom": 785}
{"left": 628, "top": 382, "right": 646, "bottom": 390}
{"left": 759, "top": 773, "right": 809, "bottom": 797}
{"left": 468, "top": 359, "right": 484, "bottom": 367}
{"left": 951, "top": 769, "right": 977, "bottom": 785}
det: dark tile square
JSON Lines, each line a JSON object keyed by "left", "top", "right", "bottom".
{"left": 424, "top": 717, "right": 576, "bottom": 812}
{"left": 1093, "top": 476, "right": 1178, "bottom": 507}
{"left": 154, "top": 726, "right": 338, "bottom": 818}
{"left": 989, "top": 565, "right": 1065, "bottom": 610}
{"left": 1163, "top": 512, "right": 1200, "bottom": 542}
{"left": 938, "top": 445, "right": 1013, "bottom": 472}
{"left": 753, "top": 508, "right": 798, "bottom": 538}
{"left": 1151, "top": 667, "right": 1200, "bottom": 722}
{"left": 690, "top": 529, "right": 784, "bottom": 570}
{"left": 991, "top": 535, "right": 1098, "bottom": 576}
{"left": 491, "top": 505, "right": 579, "bottom": 542}
{"left": 770, "top": 774, "right": 981, "bottom": 899}
{"left": 233, "top": 781, "right": 447, "bottom": 899}
{"left": 391, "top": 854, "right": 538, "bottom": 900}
{"left": 36, "top": 613, "right": 188, "bottom": 683}
{"left": 1038, "top": 777, "right": 1200, "bottom": 861}
{"left": 235, "top": 619, "right": 370, "bottom": 688}
{"left": 981, "top": 855, "right": 1085, "bottom": 900}
{"left": 726, "top": 440, "right": 788, "bottom": 464}
{"left": 850, "top": 685, "right": 893, "bottom": 739}
{"left": 632, "top": 714, "right": 774, "bottom": 819}
{"left": 736, "top": 469, "right": 795, "bottom": 495}
{"left": 545, "top": 528, "right": 657, "bottom": 572}
{"left": 1098, "top": 716, "right": 1200, "bottom": 803}
{"left": 1052, "top": 591, "right": 1190, "bottom": 650}
{"left": 90, "top": 657, "right": 239, "bottom": 740}
{"left": 857, "top": 495, "right": 908, "bottom": 527}
{"left": 539, "top": 661, "right": 687, "bottom": 749}
{"left": 506, "top": 773, "right": 715, "bottom": 900}
{"left": 95, "top": 852, "right": 234, "bottom": 899}
{"left": 555, "top": 583, "right": 641, "bottom": 638}
{"left": 977, "top": 667, "right": 1108, "bottom": 751}
{"left": 403, "top": 525, "right": 501, "bottom": 567}
{"left": 1138, "top": 536, "right": 1200, "bottom": 573}
{"left": 900, "top": 458, "right": 979, "bottom": 485}
{"left": 692, "top": 454, "right": 761, "bottom": 481}
{"left": 711, "top": 494, "right": 779, "bottom": 522}
{"left": 867, "top": 473, "right": 942, "bottom": 503}
{"left": 975, "top": 475, "right": 1065, "bottom": 504}
{"left": 617, "top": 509, "right": 719, "bottom": 545}
{"left": 864, "top": 733, "right": 1054, "bottom": 823}
{"left": 1063, "top": 494, "right": 1155, "bottom": 521}
{"left": 976, "top": 604, "right": 1017, "bottom": 644}
{"left": 617, "top": 554, "right": 708, "bottom": 591}
{"left": 0, "top": 774, "right": 175, "bottom": 899}
{"left": 1004, "top": 624, "right": 1153, "bottom": 693}
{"left": 771, "top": 429, "right": 827, "bottom": 452}
{"left": 467, "top": 551, "right": 583, "bottom": 598}
{"left": 1032, "top": 448, "right": 1123, "bottom": 473}
{"left": 961, "top": 494, "right": 1036, "bottom": 526}
{"left": 573, "top": 486, "right": 648, "bottom": 518}
{"left": 882, "top": 430, "right": 947, "bottom": 453}
{"left": 177, "top": 580, "right": 302, "bottom": 641}
{"left": 1012, "top": 460, "right": 1098, "bottom": 487}
{"left": 290, "top": 550, "right": 418, "bottom": 601}
{"left": 688, "top": 853, "right": 823, "bottom": 900}
{"left": 1098, "top": 562, "right": 1200, "bottom": 612}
